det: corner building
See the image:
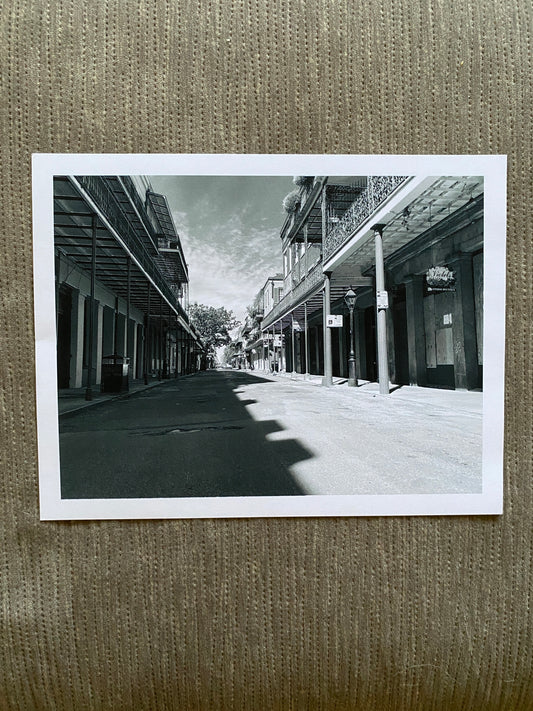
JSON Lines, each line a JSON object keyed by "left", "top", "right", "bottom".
{"left": 54, "top": 175, "right": 204, "bottom": 392}
{"left": 261, "top": 175, "right": 483, "bottom": 391}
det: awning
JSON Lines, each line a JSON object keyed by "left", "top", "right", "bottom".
{"left": 53, "top": 175, "right": 198, "bottom": 338}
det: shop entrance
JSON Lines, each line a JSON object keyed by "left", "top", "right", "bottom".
{"left": 393, "top": 290, "right": 409, "bottom": 385}
{"left": 363, "top": 307, "right": 377, "bottom": 382}
{"left": 57, "top": 286, "right": 72, "bottom": 389}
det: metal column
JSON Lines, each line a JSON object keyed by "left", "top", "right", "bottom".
{"left": 126, "top": 257, "right": 131, "bottom": 383}
{"left": 166, "top": 306, "right": 171, "bottom": 378}
{"left": 144, "top": 284, "right": 151, "bottom": 384}
{"left": 304, "top": 302, "right": 309, "bottom": 378}
{"left": 174, "top": 320, "right": 179, "bottom": 378}
{"left": 373, "top": 224, "right": 390, "bottom": 394}
{"left": 291, "top": 313, "right": 296, "bottom": 376}
{"left": 158, "top": 296, "right": 163, "bottom": 379}
{"left": 279, "top": 320, "right": 284, "bottom": 372}
{"left": 85, "top": 214, "right": 98, "bottom": 401}
{"left": 322, "top": 272, "right": 333, "bottom": 387}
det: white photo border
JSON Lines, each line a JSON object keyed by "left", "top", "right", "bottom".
{"left": 33, "top": 154, "right": 506, "bottom": 520}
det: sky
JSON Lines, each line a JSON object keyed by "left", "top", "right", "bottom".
{"left": 150, "top": 176, "right": 294, "bottom": 323}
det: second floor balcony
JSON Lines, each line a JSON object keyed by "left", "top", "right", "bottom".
{"left": 262, "top": 259, "right": 324, "bottom": 329}
{"left": 323, "top": 175, "right": 409, "bottom": 262}
{"left": 54, "top": 175, "right": 191, "bottom": 327}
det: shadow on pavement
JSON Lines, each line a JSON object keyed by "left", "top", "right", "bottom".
{"left": 60, "top": 370, "right": 313, "bottom": 499}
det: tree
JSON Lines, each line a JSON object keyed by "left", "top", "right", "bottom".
{"left": 188, "top": 303, "right": 240, "bottom": 357}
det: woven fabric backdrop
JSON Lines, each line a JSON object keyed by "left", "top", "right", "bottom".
{"left": 1, "top": 1, "right": 532, "bottom": 709}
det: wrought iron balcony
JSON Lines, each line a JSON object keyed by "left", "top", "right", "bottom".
{"left": 323, "top": 176, "right": 409, "bottom": 261}
{"left": 75, "top": 175, "right": 188, "bottom": 322}
{"left": 262, "top": 260, "right": 324, "bottom": 328}
{"left": 120, "top": 175, "right": 159, "bottom": 249}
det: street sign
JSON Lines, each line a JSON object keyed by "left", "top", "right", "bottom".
{"left": 376, "top": 290, "right": 389, "bottom": 309}
{"left": 274, "top": 335, "right": 282, "bottom": 346}
{"left": 327, "top": 314, "right": 343, "bottom": 328}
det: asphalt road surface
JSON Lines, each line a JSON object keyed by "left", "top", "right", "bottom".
{"left": 59, "top": 369, "right": 482, "bottom": 498}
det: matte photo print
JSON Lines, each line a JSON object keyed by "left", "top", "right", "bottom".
{"left": 32, "top": 154, "right": 506, "bottom": 519}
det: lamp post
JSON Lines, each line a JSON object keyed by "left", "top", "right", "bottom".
{"left": 344, "top": 287, "right": 357, "bottom": 387}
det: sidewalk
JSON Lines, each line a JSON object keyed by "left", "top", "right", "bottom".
{"left": 235, "top": 368, "right": 483, "bottom": 495}
{"left": 241, "top": 368, "right": 483, "bottom": 417}
{"left": 58, "top": 375, "right": 187, "bottom": 416}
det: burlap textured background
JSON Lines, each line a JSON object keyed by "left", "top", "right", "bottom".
{"left": 1, "top": 1, "right": 532, "bottom": 709}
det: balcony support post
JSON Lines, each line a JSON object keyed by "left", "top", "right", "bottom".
{"left": 373, "top": 224, "right": 390, "bottom": 395}
{"left": 304, "top": 223, "right": 308, "bottom": 277}
{"left": 291, "top": 313, "right": 296, "bottom": 377}
{"left": 279, "top": 320, "right": 284, "bottom": 372}
{"left": 158, "top": 296, "right": 163, "bottom": 380}
{"left": 322, "top": 271, "right": 333, "bottom": 387}
{"left": 144, "top": 284, "right": 151, "bottom": 384}
{"left": 126, "top": 257, "right": 131, "bottom": 384}
{"left": 85, "top": 214, "right": 98, "bottom": 401}
{"left": 304, "top": 301, "right": 309, "bottom": 378}
{"left": 174, "top": 320, "right": 179, "bottom": 378}
{"left": 167, "top": 306, "right": 171, "bottom": 377}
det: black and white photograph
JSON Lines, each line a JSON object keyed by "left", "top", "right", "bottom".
{"left": 33, "top": 154, "right": 506, "bottom": 519}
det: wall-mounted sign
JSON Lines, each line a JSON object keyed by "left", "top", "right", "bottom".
{"left": 327, "top": 315, "right": 343, "bottom": 328}
{"left": 376, "top": 290, "right": 389, "bottom": 309}
{"left": 426, "top": 265, "right": 456, "bottom": 292}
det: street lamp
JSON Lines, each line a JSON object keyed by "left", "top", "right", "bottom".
{"left": 344, "top": 287, "right": 358, "bottom": 387}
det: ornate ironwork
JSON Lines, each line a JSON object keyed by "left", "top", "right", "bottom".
{"left": 76, "top": 175, "right": 188, "bottom": 322}
{"left": 120, "top": 175, "right": 158, "bottom": 248}
{"left": 324, "top": 176, "right": 409, "bottom": 261}
{"left": 262, "top": 261, "right": 323, "bottom": 328}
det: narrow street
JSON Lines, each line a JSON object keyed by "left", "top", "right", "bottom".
{"left": 59, "top": 370, "right": 482, "bottom": 499}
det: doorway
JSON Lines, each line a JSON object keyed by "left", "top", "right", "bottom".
{"left": 393, "top": 290, "right": 409, "bottom": 385}
{"left": 57, "top": 286, "right": 72, "bottom": 388}
{"left": 364, "top": 307, "right": 377, "bottom": 382}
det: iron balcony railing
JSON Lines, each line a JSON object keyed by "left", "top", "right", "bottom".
{"left": 263, "top": 260, "right": 324, "bottom": 328}
{"left": 75, "top": 175, "right": 189, "bottom": 324}
{"left": 120, "top": 175, "right": 159, "bottom": 250}
{"left": 323, "top": 175, "right": 409, "bottom": 261}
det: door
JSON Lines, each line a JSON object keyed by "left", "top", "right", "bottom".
{"left": 393, "top": 294, "right": 409, "bottom": 385}
{"left": 57, "top": 287, "right": 72, "bottom": 388}
{"left": 364, "top": 307, "right": 377, "bottom": 382}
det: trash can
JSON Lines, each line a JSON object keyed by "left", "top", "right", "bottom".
{"left": 101, "top": 354, "right": 129, "bottom": 393}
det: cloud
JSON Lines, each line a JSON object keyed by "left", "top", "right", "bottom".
{"left": 154, "top": 176, "right": 291, "bottom": 321}
{"left": 184, "top": 222, "right": 281, "bottom": 321}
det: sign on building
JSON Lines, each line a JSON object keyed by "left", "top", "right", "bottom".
{"left": 327, "top": 315, "right": 343, "bottom": 328}
{"left": 376, "top": 290, "right": 389, "bottom": 309}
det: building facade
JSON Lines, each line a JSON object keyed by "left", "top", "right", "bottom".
{"left": 54, "top": 175, "right": 204, "bottom": 396}
{"left": 243, "top": 274, "right": 284, "bottom": 371}
{"left": 260, "top": 175, "right": 484, "bottom": 391}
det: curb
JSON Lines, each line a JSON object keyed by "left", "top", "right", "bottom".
{"left": 58, "top": 374, "right": 197, "bottom": 419}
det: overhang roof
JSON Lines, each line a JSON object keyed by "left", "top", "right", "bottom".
{"left": 262, "top": 176, "right": 484, "bottom": 328}
{"left": 327, "top": 176, "right": 484, "bottom": 274}
{"left": 53, "top": 176, "right": 196, "bottom": 336}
